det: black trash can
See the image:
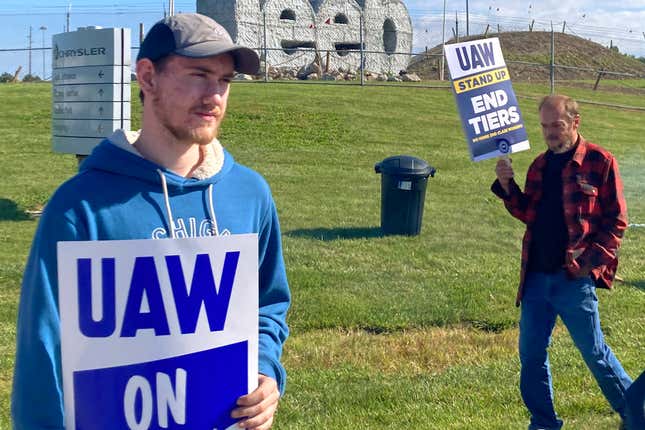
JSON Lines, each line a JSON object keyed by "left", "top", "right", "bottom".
{"left": 375, "top": 155, "right": 436, "bottom": 236}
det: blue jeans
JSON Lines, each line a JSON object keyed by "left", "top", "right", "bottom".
{"left": 519, "top": 271, "right": 632, "bottom": 430}
{"left": 625, "top": 369, "right": 645, "bottom": 430}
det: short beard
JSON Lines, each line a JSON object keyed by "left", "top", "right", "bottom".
{"left": 547, "top": 136, "right": 573, "bottom": 153}
{"left": 152, "top": 92, "right": 220, "bottom": 146}
{"left": 165, "top": 121, "right": 219, "bottom": 146}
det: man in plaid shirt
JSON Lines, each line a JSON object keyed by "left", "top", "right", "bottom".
{"left": 492, "top": 95, "right": 633, "bottom": 430}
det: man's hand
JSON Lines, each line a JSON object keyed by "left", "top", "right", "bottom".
{"left": 566, "top": 260, "right": 593, "bottom": 278}
{"left": 495, "top": 158, "right": 514, "bottom": 195}
{"left": 565, "top": 249, "right": 593, "bottom": 279}
{"left": 231, "top": 374, "right": 280, "bottom": 429}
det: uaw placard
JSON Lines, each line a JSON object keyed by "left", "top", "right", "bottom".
{"left": 57, "top": 235, "right": 258, "bottom": 430}
{"left": 444, "top": 37, "right": 530, "bottom": 161}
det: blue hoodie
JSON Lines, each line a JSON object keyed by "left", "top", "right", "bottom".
{"left": 12, "top": 131, "right": 290, "bottom": 429}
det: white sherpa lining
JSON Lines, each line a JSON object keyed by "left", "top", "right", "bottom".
{"left": 106, "top": 129, "right": 225, "bottom": 179}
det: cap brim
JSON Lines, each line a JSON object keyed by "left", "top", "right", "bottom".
{"left": 175, "top": 42, "right": 260, "bottom": 75}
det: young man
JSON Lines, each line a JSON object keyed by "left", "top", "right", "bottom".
{"left": 12, "top": 13, "right": 290, "bottom": 430}
{"left": 492, "top": 95, "right": 632, "bottom": 429}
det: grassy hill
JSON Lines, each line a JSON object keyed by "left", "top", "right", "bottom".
{"left": 409, "top": 31, "right": 645, "bottom": 83}
{"left": 0, "top": 82, "right": 643, "bottom": 429}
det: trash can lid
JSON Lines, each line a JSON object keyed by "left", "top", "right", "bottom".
{"left": 375, "top": 155, "right": 436, "bottom": 178}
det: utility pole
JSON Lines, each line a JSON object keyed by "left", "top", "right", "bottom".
{"left": 169, "top": 0, "right": 174, "bottom": 16}
{"left": 440, "top": 0, "right": 446, "bottom": 81}
{"left": 40, "top": 25, "right": 47, "bottom": 80}
{"left": 455, "top": 11, "right": 459, "bottom": 43}
{"left": 550, "top": 22, "right": 555, "bottom": 94}
{"left": 360, "top": 13, "right": 364, "bottom": 86}
{"left": 28, "top": 26, "right": 32, "bottom": 76}
{"left": 66, "top": 3, "right": 71, "bottom": 32}
{"left": 528, "top": 4, "right": 533, "bottom": 31}
{"left": 263, "top": 8, "right": 268, "bottom": 82}
{"left": 466, "top": 0, "right": 469, "bottom": 36}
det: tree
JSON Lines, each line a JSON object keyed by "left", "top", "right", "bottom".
{"left": 0, "top": 72, "right": 15, "bottom": 83}
{"left": 22, "top": 74, "right": 42, "bottom": 83}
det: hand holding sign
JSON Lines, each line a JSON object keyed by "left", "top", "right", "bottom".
{"left": 495, "top": 158, "right": 515, "bottom": 195}
{"left": 231, "top": 375, "right": 280, "bottom": 430}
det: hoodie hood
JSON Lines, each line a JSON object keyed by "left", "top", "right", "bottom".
{"left": 80, "top": 130, "right": 235, "bottom": 190}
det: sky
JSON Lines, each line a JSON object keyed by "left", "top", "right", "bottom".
{"left": 0, "top": 0, "right": 643, "bottom": 78}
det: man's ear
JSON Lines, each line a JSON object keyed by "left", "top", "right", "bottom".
{"left": 136, "top": 59, "right": 156, "bottom": 96}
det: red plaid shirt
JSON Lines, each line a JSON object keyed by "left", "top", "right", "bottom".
{"left": 492, "top": 135, "right": 628, "bottom": 306}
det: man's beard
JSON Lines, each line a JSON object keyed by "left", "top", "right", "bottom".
{"left": 547, "top": 136, "right": 572, "bottom": 152}
{"left": 153, "top": 92, "right": 221, "bottom": 146}
{"left": 164, "top": 118, "right": 219, "bottom": 146}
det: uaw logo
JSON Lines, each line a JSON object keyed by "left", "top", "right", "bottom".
{"left": 54, "top": 43, "right": 107, "bottom": 60}
{"left": 497, "top": 139, "right": 511, "bottom": 154}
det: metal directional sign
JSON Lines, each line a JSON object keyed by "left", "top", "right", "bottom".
{"left": 52, "top": 119, "right": 132, "bottom": 138}
{"left": 53, "top": 102, "right": 131, "bottom": 120}
{"left": 52, "top": 28, "right": 131, "bottom": 68}
{"left": 53, "top": 84, "right": 132, "bottom": 103}
{"left": 52, "top": 66, "right": 130, "bottom": 85}
{"left": 52, "top": 137, "right": 110, "bottom": 155}
{"left": 52, "top": 120, "right": 132, "bottom": 154}
{"left": 52, "top": 27, "right": 131, "bottom": 155}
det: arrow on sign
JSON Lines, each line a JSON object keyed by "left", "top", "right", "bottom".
{"left": 98, "top": 89, "right": 104, "bottom": 97}
{"left": 98, "top": 107, "right": 104, "bottom": 115}
{"left": 98, "top": 70, "right": 105, "bottom": 79}
{"left": 98, "top": 124, "right": 104, "bottom": 133}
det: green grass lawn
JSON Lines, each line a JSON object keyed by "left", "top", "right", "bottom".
{"left": 0, "top": 82, "right": 643, "bottom": 429}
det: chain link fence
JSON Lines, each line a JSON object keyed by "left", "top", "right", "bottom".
{"left": 2, "top": 25, "right": 644, "bottom": 110}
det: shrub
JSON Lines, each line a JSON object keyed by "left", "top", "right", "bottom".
{"left": 22, "top": 74, "right": 43, "bottom": 83}
{"left": 0, "top": 72, "right": 14, "bottom": 83}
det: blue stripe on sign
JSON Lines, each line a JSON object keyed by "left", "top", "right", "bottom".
{"left": 73, "top": 341, "right": 248, "bottom": 430}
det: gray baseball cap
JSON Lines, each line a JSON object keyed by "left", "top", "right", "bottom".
{"left": 137, "top": 13, "right": 260, "bottom": 75}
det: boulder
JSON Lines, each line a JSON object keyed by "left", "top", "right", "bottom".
{"left": 321, "top": 73, "right": 339, "bottom": 81}
{"left": 297, "top": 62, "right": 323, "bottom": 80}
{"left": 234, "top": 73, "right": 254, "bottom": 81}
{"left": 401, "top": 73, "right": 421, "bottom": 82}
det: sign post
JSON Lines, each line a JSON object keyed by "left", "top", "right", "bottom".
{"left": 52, "top": 27, "right": 131, "bottom": 156}
{"left": 444, "top": 37, "right": 530, "bottom": 161}
{"left": 57, "top": 235, "right": 259, "bottom": 430}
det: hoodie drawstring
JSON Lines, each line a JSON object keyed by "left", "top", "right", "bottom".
{"left": 207, "top": 183, "right": 220, "bottom": 236}
{"left": 158, "top": 169, "right": 177, "bottom": 239}
{"left": 157, "top": 169, "right": 220, "bottom": 238}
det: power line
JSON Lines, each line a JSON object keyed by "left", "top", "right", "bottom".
{"left": 410, "top": 11, "right": 645, "bottom": 45}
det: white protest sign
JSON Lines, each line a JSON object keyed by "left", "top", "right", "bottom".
{"left": 444, "top": 37, "right": 530, "bottom": 161}
{"left": 57, "top": 234, "right": 258, "bottom": 430}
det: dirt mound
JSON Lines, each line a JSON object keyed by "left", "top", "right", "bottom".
{"left": 409, "top": 31, "right": 645, "bottom": 81}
